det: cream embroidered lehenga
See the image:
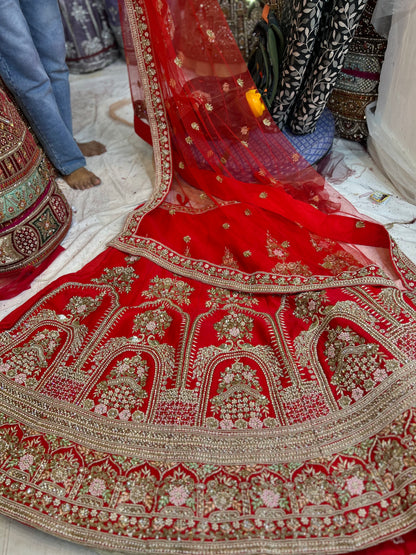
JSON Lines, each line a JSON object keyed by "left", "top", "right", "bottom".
{"left": 0, "top": 0, "right": 416, "bottom": 553}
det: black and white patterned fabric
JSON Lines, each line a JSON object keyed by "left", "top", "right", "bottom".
{"left": 272, "top": 0, "right": 368, "bottom": 135}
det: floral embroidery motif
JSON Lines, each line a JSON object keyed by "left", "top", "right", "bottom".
{"left": 266, "top": 232, "right": 290, "bottom": 260}
{"left": 272, "top": 261, "right": 313, "bottom": 277}
{"left": 206, "top": 287, "right": 258, "bottom": 308}
{"left": 321, "top": 251, "right": 360, "bottom": 274}
{"left": 125, "top": 254, "right": 140, "bottom": 264}
{"left": 142, "top": 276, "right": 194, "bottom": 305}
{"left": 214, "top": 312, "right": 253, "bottom": 342}
{"left": 206, "top": 29, "right": 215, "bottom": 43}
{"left": 210, "top": 360, "right": 269, "bottom": 429}
{"left": 293, "top": 290, "right": 328, "bottom": 321}
{"left": 157, "top": 469, "right": 195, "bottom": 511}
{"left": 92, "top": 266, "right": 139, "bottom": 292}
{"left": 222, "top": 247, "right": 240, "bottom": 269}
{"left": 88, "top": 355, "right": 149, "bottom": 420}
{"left": 310, "top": 233, "right": 337, "bottom": 252}
{"left": 206, "top": 475, "right": 239, "bottom": 511}
{"left": 128, "top": 470, "right": 157, "bottom": 507}
{"left": 133, "top": 309, "right": 172, "bottom": 338}
{"left": 0, "top": 330, "right": 61, "bottom": 387}
{"left": 65, "top": 294, "right": 104, "bottom": 320}
{"left": 325, "top": 326, "right": 397, "bottom": 405}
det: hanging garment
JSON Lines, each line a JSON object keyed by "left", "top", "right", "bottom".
{"left": 272, "top": 0, "right": 369, "bottom": 134}
{"left": 0, "top": 1, "right": 415, "bottom": 553}
{"left": 0, "top": 81, "right": 72, "bottom": 300}
{"left": 58, "top": 0, "right": 124, "bottom": 73}
{"left": 366, "top": 0, "right": 416, "bottom": 205}
{"left": 328, "top": 0, "right": 388, "bottom": 143}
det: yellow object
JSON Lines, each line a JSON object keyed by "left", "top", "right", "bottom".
{"left": 245, "top": 89, "right": 266, "bottom": 118}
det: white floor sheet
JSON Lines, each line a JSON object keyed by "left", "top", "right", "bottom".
{"left": 0, "top": 60, "right": 415, "bottom": 554}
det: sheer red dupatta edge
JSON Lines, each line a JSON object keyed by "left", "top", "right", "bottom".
{"left": 113, "top": 0, "right": 410, "bottom": 293}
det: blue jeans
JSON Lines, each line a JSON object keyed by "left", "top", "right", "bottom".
{"left": 0, "top": 0, "right": 86, "bottom": 175}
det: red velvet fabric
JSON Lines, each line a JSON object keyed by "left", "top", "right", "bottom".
{"left": 0, "top": 1, "right": 414, "bottom": 553}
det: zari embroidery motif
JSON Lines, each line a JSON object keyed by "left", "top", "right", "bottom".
{"left": 209, "top": 360, "right": 270, "bottom": 429}
{"left": 142, "top": 276, "right": 194, "bottom": 304}
{"left": 91, "top": 354, "right": 149, "bottom": 419}
{"left": 109, "top": 1, "right": 412, "bottom": 296}
{"left": 92, "top": 266, "right": 140, "bottom": 292}
{"left": 0, "top": 251, "right": 415, "bottom": 551}
{"left": 0, "top": 329, "right": 62, "bottom": 387}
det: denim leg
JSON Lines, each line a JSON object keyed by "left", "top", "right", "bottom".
{"left": 0, "top": 0, "right": 85, "bottom": 174}
{"left": 20, "top": 0, "right": 73, "bottom": 133}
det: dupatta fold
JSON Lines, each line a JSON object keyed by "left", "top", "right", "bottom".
{"left": 0, "top": 3, "right": 416, "bottom": 553}
{"left": 112, "top": 0, "right": 407, "bottom": 294}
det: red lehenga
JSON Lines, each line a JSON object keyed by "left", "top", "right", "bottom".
{"left": 0, "top": 0, "right": 416, "bottom": 553}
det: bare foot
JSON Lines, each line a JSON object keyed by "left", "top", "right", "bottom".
{"left": 77, "top": 140, "right": 107, "bottom": 157}
{"left": 63, "top": 167, "right": 101, "bottom": 190}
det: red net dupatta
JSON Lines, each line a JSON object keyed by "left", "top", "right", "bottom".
{"left": 0, "top": 4, "right": 415, "bottom": 554}
{"left": 114, "top": 0, "right": 409, "bottom": 295}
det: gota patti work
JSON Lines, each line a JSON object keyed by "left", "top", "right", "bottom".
{"left": 0, "top": 0, "right": 416, "bottom": 553}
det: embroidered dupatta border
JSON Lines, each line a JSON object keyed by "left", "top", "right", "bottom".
{"left": 110, "top": 0, "right": 173, "bottom": 225}
{"left": 110, "top": 0, "right": 415, "bottom": 295}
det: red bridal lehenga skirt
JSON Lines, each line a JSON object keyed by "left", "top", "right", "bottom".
{"left": 0, "top": 81, "right": 72, "bottom": 299}
{"left": 1, "top": 0, "right": 416, "bottom": 552}
{"left": 0, "top": 237, "right": 416, "bottom": 554}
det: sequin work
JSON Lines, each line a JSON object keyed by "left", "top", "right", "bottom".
{"left": 0, "top": 246, "right": 415, "bottom": 553}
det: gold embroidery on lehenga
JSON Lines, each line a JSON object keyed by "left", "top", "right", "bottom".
{"left": 0, "top": 329, "right": 62, "bottom": 388}
{"left": 210, "top": 360, "right": 270, "bottom": 429}
{"left": 190, "top": 305, "right": 286, "bottom": 428}
{"left": 325, "top": 325, "right": 397, "bottom": 404}
{"left": 214, "top": 311, "right": 254, "bottom": 341}
{"left": 66, "top": 294, "right": 105, "bottom": 319}
{"left": 92, "top": 266, "right": 139, "bottom": 293}
{"left": 133, "top": 308, "right": 173, "bottom": 337}
{"left": 221, "top": 247, "right": 238, "bottom": 269}
{"left": 0, "top": 251, "right": 415, "bottom": 551}
{"left": 321, "top": 251, "right": 361, "bottom": 274}
{"left": 142, "top": 276, "right": 194, "bottom": 305}
{"left": 94, "top": 354, "right": 149, "bottom": 419}
{"left": 206, "top": 287, "right": 258, "bottom": 308}
{"left": 293, "top": 290, "right": 328, "bottom": 321}
{"left": 271, "top": 261, "right": 313, "bottom": 276}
